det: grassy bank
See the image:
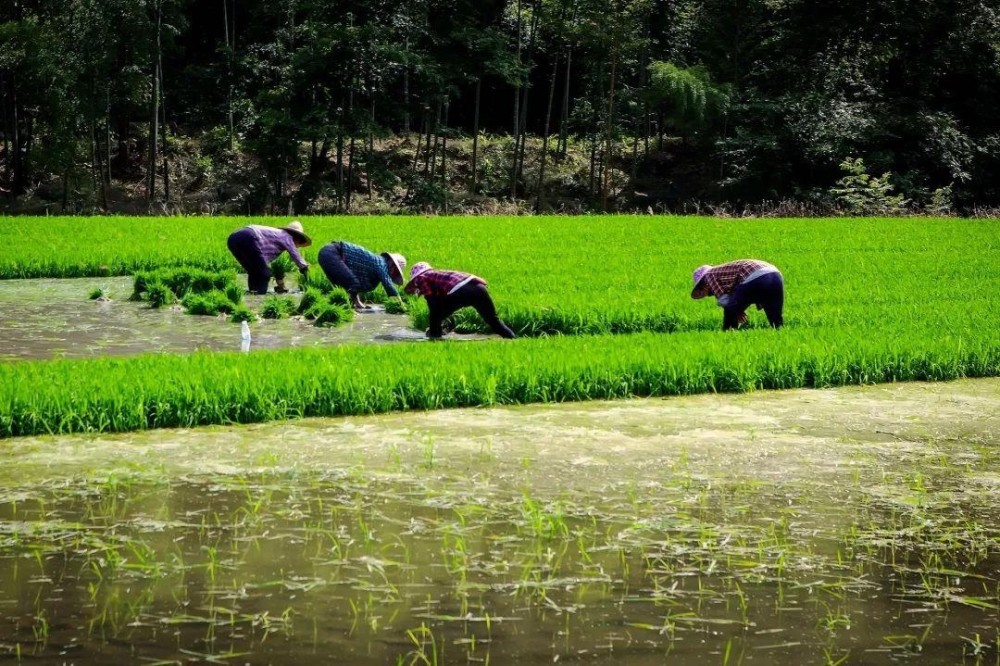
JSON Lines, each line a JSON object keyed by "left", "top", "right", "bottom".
{"left": 1, "top": 320, "right": 997, "bottom": 438}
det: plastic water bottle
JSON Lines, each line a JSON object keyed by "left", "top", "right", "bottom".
{"left": 240, "top": 321, "right": 252, "bottom": 352}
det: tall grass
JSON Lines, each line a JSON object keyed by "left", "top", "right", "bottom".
{"left": 1, "top": 320, "right": 996, "bottom": 438}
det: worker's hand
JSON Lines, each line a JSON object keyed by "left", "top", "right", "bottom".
{"left": 737, "top": 312, "right": 749, "bottom": 328}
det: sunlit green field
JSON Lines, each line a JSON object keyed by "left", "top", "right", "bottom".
{"left": 0, "top": 216, "right": 997, "bottom": 437}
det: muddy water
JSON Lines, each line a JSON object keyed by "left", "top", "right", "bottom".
{"left": 0, "top": 380, "right": 998, "bottom": 664}
{"left": 0, "top": 277, "right": 483, "bottom": 360}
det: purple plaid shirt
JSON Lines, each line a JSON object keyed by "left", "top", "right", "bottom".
{"left": 405, "top": 269, "right": 486, "bottom": 298}
{"left": 248, "top": 225, "right": 308, "bottom": 269}
{"left": 702, "top": 260, "right": 776, "bottom": 298}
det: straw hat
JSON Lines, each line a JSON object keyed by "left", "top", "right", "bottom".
{"left": 280, "top": 220, "right": 312, "bottom": 247}
{"left": 691, "top": 264, "right": 713, "bottom": 297}
{"left": 381, "top": 252, "right": 407, "bottom": 285}
{"left": 409, "top": 262, "right": 432, "bottom": 280}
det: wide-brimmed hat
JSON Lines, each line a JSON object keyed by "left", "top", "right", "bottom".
{"left": 281, "top": 220, "right": 312, "bottom": 247}
{"left": 691, "top": 264, "right": 713, "bottom": 296}
{"left": 409, "top": 262, "right": 432, "bottom": 280}
{"left": 381, "top": 252, "right": 407, "bottom": 285}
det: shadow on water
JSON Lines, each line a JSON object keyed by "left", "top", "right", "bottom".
{"left": 0, "top": 380, "right": 998, "bottom": 664}
{"left": 0, "top": 277, "right": 488, "bottom": 361}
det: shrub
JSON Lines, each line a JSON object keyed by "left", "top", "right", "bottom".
{"left": 830, "top": 157, "right": 909, "bottom": 215}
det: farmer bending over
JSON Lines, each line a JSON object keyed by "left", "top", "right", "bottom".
{"left": 317, "top": 241, "right": 406, "bottom": 310}
{"left": 691, "top": 259, "right": 784, "bottom": 330}
{"left": 405, "top": 262, "right": 516, "bottom": 339}
{"left": 227, "top": 221, "right": 310, "bottom": 294}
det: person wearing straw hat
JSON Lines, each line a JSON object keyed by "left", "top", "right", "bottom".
{"left": 226, "top": 220, "right": 312, "bottom": 295}
{"left": 317, "top": 241, "right": 407, "bottom": 310}
{"left": 404, "top": 262, "right": 516, "bottom": 339}
{"left": 691, "top": 259, "right": 784, "bottom": 330}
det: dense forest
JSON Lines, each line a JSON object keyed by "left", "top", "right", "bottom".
{"left": 2, "top": 0, "right": 999, "bottom": 215}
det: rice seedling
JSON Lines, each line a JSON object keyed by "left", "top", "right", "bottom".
{"left": 144, "top": 281, "right": 175, "bottom": 309}
{"left": 182, "top": 290, "right": 238, "bottom": 316}
{"left": 228, "top": 305, "right": 256, "bottom": 323}
{"left": 88, "top": 286, "right": 106, "bottom": 300}
{"left": 260, "top": 296, "right": 298, "bottom": 320}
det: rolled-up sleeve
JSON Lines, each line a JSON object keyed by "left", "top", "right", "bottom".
{"left": 280, "top": 233, "right": 309, "bottom": 269}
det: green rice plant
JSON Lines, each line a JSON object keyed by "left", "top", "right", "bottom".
{"left": 182, "top": 291, "right": 237, "bottom": 317}
{"left": 384, "top": 296, "right": 414, "bottom": 315}
{"left": 145, "top": 281, "right": 175, "bottom": 309}
{"left": 88, "top": 286, "right": 106, "bottom": 300}
{"left": 131, "top": 266, "right": 237, "bottom": 302}
{"left": 297, "top": 287, "right": 325, "bottom": 315}
{"left": 1, "top": 319, "right": 996, "bottom": 438}
{"left": 223, "top": 282, "right": 244, "bottom": 305}
{"left": 260, "top": 296, "right": 297, "bottom": 320}
{"left": 305, "top": 301, "right": 353, "bottom": 327}
{"left": 270, "top": 254, "right": 295, "bottom": 281}
{"left": 228, "top": 305, "right": 257, "bottom": 323}
{"left": 326, "top": 286, "right": 352, "bottom": 308}
{"left": 299, "top": 287, "right": 355, "bottom": 327}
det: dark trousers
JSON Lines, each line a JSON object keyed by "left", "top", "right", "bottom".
{"left": 227, "top": 228, "right": 270, "bottom": 294}
{"left": 723, "top": 271, "right": 784, "bottom": 330}
{"left": 427, "top": 283, "right": 516, "bottom": 339}
{"left": 318, "top": 243, "right": 362, "bottom": 296}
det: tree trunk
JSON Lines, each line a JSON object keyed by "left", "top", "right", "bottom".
{"left": 471, "top": 77, "right": 481, "bottom": 194}
{"left": 428, "top": 97, "right": 442, "bottom": 180}
{"left": 336, "top": 129, "right": 344, "bottom": 212}
{"left": 403, "top": 36, "right": 411, "bottom": 134}
{"left": 159, "top": 50, "right": 169, "bottom": 204}
{"left": 515, "top": 0, "right": 542, "bottom": 193}
{"left": 602, "top": 46, "right": 617, "bottom": 212}
{"left": 509, "top": 0, "right": 523, "bottom": 200}
{"left": 147, "top": 0, "right": 162, "bottom": 202}
{"left": 558, "top": 48, "right": 572, "bottom": 158}
{"left": 441, "top": 99, "right": 449, "bottom": 214}
{"left": 223, "top": 0, "right": 234, "bottom": 151}
{"left": 535, "top": 59, "right": 558, "bottom": 213}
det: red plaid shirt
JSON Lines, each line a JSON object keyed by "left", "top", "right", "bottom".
{"left": 701, "top": 260, "right": 777, "bottom": 297}
{"left": 405, "top": 269, "right": 486, "bottom": 298}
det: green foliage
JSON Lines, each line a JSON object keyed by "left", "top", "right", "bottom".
{"left": 88, "top": 287, "right": 105, "bottom": 300}
{"left": 260, "top": 296, "right": 297, "bottom": 320}
{"left": 830, "top": 158, "right": 909, "bottom": 215}
{"left": 648, "top": 62, "right": 730, "bottom": 134}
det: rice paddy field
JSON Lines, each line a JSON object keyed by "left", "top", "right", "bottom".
{"left": 0, "top": 215, "right": 998, "bottom": 664}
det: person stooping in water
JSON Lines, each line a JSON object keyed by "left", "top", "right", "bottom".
{"left": 404, "top": 262, "right": 516, "bottom": 339}
{"left": 227, "top": 221, "right": 311, "bottom": 294}
{"left": 317, "top": 241, "right": 406, "bottom": 310}
{"left": 691, "top": 259, "right": 784, "bottom": 330}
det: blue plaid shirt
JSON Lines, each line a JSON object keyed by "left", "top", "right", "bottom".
{"left": 339, "top": 242, "right": 399, "bottom": 297}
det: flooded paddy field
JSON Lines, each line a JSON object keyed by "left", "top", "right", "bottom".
{"left": 0, "top": 278, "right": 482, "bottom": 361}
{"left": 0, "top": 379, "right": 997, "bottom": 664}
